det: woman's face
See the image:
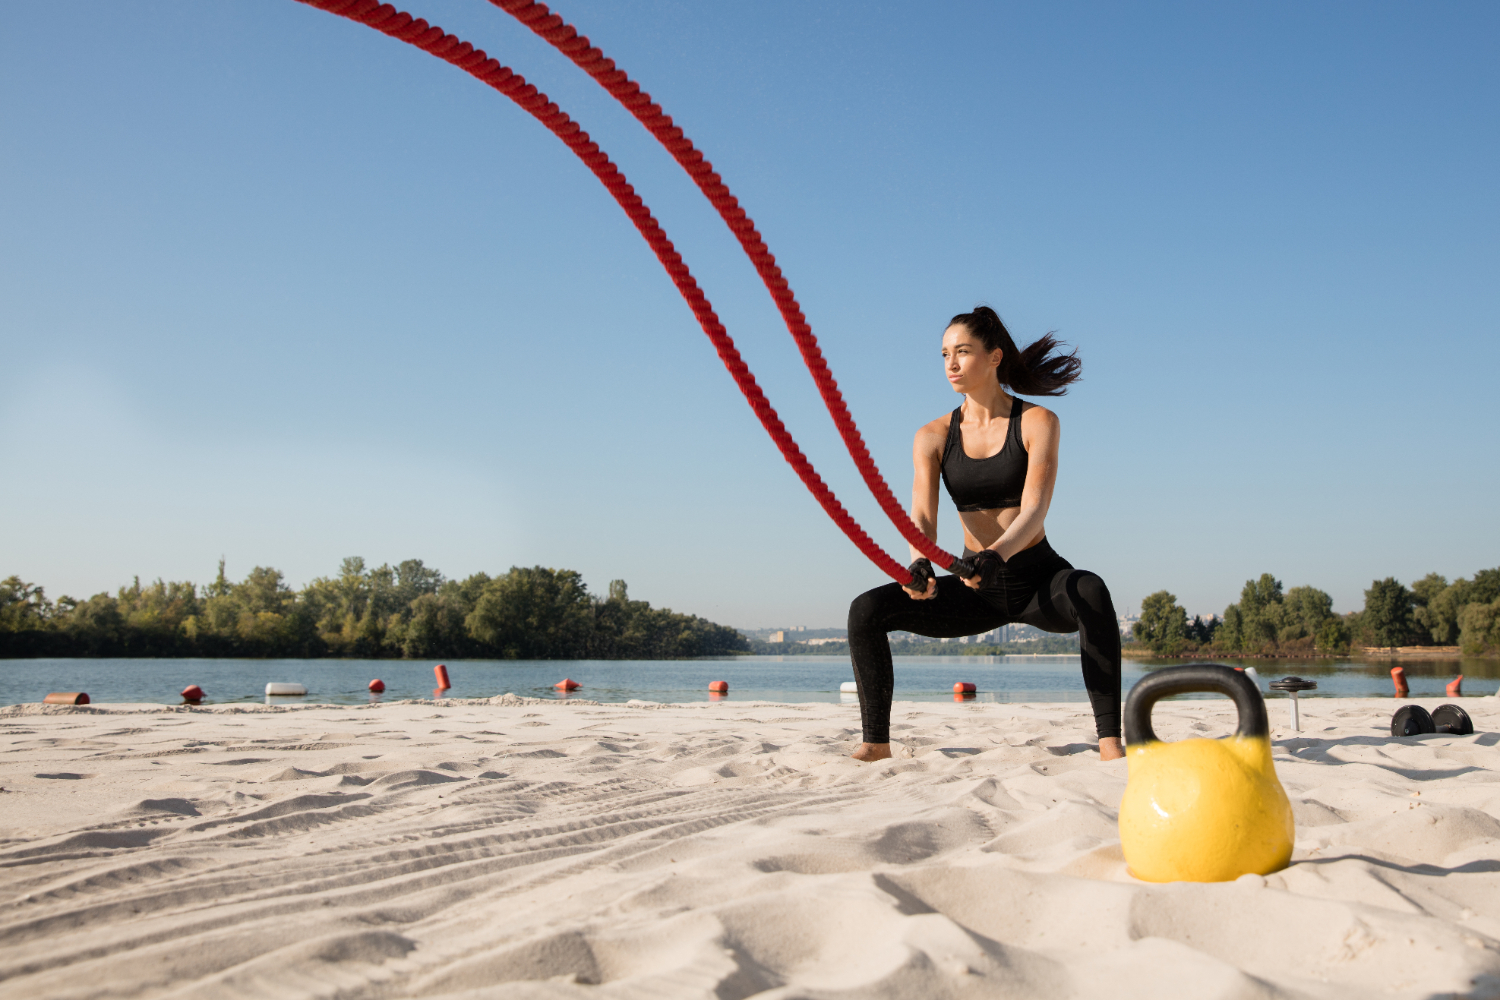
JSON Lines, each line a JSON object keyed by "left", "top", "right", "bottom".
{"left": 941, "top": 324, "right": 1003, "bottom": 395}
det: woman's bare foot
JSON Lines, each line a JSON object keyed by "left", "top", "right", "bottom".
{"left": 1099, "top": 737, "right": 1125, "bottom": 761}
{"left": 851, "top": 742, "right": 893, "bottom": 762}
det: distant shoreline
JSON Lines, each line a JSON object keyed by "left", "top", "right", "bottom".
{"left": 1120, "top": 645, "right": 1488, "bottom": 661}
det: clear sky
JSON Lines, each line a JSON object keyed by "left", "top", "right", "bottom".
{"left": 2, "top": 1, "right": 1497, "bottom": 629}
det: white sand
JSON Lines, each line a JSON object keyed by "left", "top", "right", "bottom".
{"left": 2, "top": 693, "right": 1499, "bottom": 999}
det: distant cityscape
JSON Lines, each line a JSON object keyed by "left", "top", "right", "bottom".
{"left": 741, "top": 611, "right": 1178, "bottom": 646}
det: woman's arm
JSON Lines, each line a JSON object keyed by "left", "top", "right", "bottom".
{"left": 905, "top": 419, "right": 947, "bottom": 597}
{"left": 989, "top": 406, "right": 1060, "bottom": 562}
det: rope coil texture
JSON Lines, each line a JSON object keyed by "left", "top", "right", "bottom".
{"left": 489, "top": 0, "right": 960, "bottom": 576}
{"left": 296, "top": 0, "right": 954, "bottom": 584}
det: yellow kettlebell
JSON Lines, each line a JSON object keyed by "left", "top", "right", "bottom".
{"left": 1118, "top": 665, "right": 1294, "bottom": 882}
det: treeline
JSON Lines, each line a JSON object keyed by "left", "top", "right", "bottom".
{"left": 0, "top": 559, "right": 748, "bottom": 660}
{"left": 1133, "top": 566, "right": 1500, "bottom": 656}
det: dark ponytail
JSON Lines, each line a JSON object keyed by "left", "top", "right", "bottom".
{"left": 947, "top": 305, "right": 1081, "bottom": 396}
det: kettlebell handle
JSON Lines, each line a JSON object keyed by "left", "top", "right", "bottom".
{"left": 1124, "top": 665, "right": 1269, "bottom": 745}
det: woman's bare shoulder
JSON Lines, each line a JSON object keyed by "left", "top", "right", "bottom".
{"left": 914, "top": 412, "right": 952, "bottom": 450}
{"left": 1020, "top": 401, "right": 1060, "bottom": 430}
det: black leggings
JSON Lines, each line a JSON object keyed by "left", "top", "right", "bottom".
{"left": 846, "top": 538, "right": 1121, "bottom": 742}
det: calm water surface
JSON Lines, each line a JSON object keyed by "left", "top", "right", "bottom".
{"left": 1, "top": 655, "right": 1492, "bottom": 707}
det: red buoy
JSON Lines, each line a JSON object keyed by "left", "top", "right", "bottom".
{"left": 43, "top": 692, "right": 89, "bottom": 706}
{"left": 1447, "top": 674, "right": 1463, "bottom": 698}
{"left": 433, "top": 664, "right": 451, "bottom": 690}
{"left": 368, "top": 679, "right": 386, "bottom": 693}
{"left": 708, "top": 680, "right": 728, "bottom": 693}
{"left": 555, "top": 678, "right": 580, "bottom": 691}
{"left": 953, "top": 682, "right": 976, "bottom": 694}
{"left": 1390, "top": 666, "right": 1408, "bottom": 698}
{"left": 181, "top": 684, "right": 204, "bottom": 704}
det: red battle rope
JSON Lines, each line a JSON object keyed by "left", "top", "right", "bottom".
{"left": 295, "top": 0, "right": 915, "bottom": 582}
{"left": 489, "top": 0, "right": 961, "bottom": 575}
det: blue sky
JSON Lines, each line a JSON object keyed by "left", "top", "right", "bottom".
{"left": 2, "top": 1, "right": 1496, "bottom": 628}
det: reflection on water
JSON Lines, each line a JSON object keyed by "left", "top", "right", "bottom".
{"left": 1131, "top": 656, "right": 1496, "bottom": 700}
{"left": 0, "top": 654, "right": 1493, "bottom": 706}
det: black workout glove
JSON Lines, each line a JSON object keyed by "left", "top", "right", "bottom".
{"left": 904, "top": 558, "right": 935, "bottom": 595}
{"left": 959, "top": 548, "right": 1003, "bottom": 589}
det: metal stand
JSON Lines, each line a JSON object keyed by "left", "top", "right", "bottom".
{"left": 1269, "top": 676, "right": 1318, "bottom": 731}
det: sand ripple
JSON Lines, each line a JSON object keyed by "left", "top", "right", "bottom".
{"left": 1, "top": 695, "right": 1498, "bottom": 998}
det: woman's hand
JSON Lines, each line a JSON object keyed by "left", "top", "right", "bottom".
{"left": 902, "top": 577, "right": 937, "bottom": 600}
{"left": 960, "top": 549, "right": 1003, "bottom": 591}
{"left": 902, "top": 558, "right": 938, "bottom": 600}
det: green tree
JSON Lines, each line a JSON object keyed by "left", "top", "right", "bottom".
{"left": 336, "top": 557, "right": 370, "bottom": 621}
{"left": 353, "top": 606, "right": 384, "bottom": 657}
{"left": 1241, "top": 574, "right": 1284, "bottom": 612}
{"left": 1315, "top": 616, "right": 1350, "bottom": 654}
{"left": 1281, "top": 585, "right": 1335, "bottom": 643}
{"left": 204, "top": 558, "right": 232, "bottom": 599}
{"left": 399, "top": 591, "right": 473, "bottom": 658}
{"left": 1134, "top": 590, "right": 1188, "bottom": 654}
{"left": 466, "top": 566, "right": 594, "bottom": 659}
{"left": 237, "top": 567, "right": 291, "bottom": 615}
{"left": 114, "top": 577, "right": 198, "bottom": 655}
{"left": 1459, "top": 599, "right": 1500, "bottom": 656}
{"left": 1187, "top": 614, "right": 1220, "bottom": 645}
{"left": 1363, "top": 577, "right": 1415, "bottom": 648}
{"left": 1236, "top": 574, "right": 1285, "bottom": 652}
{"left": 64, "top": 593, "right": 125, "bottom": 655}
{"left": 4, "top": 558, "right": 744, "bottom": 661}
{"left": 393, "top": 559, "right": 444, "bottom": 608}
{"left": 584, "top": 579, "right": 746, "bottom": 658}
{"left": 0, "top": 576, "right": 52, "bottom": 631}
{"left": 1412, "top": 573, "right": 1452, "bottom": 644}
{"left": 1216, "top": 604, "right": 1244, "bottom": 651}
{"left": 1473, "top": 568, "right": 1500, "bottom": 605}
{"left": 1424, "top": 581, "right": 1468, "bottom": 645}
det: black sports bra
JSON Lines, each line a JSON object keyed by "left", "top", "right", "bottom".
{"left": 940, "top": 402, "right": 1028, "bottom": 512}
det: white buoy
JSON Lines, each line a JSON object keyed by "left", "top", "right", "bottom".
{"left": 840, "top": 681, "right": 858, "bottom": 693}
{"left": 1244, "top": 666, "right": 1261, "bottom": 686}
{"left": 265, "top": 682, "right": 307, "bottom": 696}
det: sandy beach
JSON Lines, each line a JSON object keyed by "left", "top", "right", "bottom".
{"left": 2, "top": 693, "right": 1499, "bottom": 999}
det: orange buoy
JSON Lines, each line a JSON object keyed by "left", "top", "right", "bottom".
{"left": 708, "top": 680, "right": 729, "bottom": 693}
{"left": 181, "top": 684, "right": 205, "bottom": 704}
{"left": 1447, "top": 674, "right": 1463, "bottom": 698}
{"left": 555, "top": 678, "right": 580, "bottom": 691}
{"left": 368, "top": 679, "right": 386, "bottom": 693}
{"left": 953, "top": 682, "right": 976, "bottom": 694}
{"left": 433, "top": 664, "right": 451, "bottom": 690}
{"left": 43, "top": 692, "right": 89, "bottom": 706}
{"left": 1391, "top": 666, "right": 1408, "bottom": 698}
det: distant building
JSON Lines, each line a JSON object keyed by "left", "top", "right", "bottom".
{"left": 767, "top": 631, "right": 785, "bottom": 643}
{"left": 933, "top": 625, "right": 1054, "bottom": 645}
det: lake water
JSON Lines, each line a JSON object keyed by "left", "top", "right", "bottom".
{"left": 1, "top": 655, "right": 1492, "bottom": 707}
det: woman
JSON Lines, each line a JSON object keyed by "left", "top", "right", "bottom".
{"left": 847, "top": 306, "right": 1124, "bottom": 762}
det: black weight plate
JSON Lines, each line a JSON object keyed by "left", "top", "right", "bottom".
{"left": 1431, "top": 704, "right": 1474, "bottom": 736}
{"left": 1392, "top": 705, "right": 1436, "bottom": 737}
